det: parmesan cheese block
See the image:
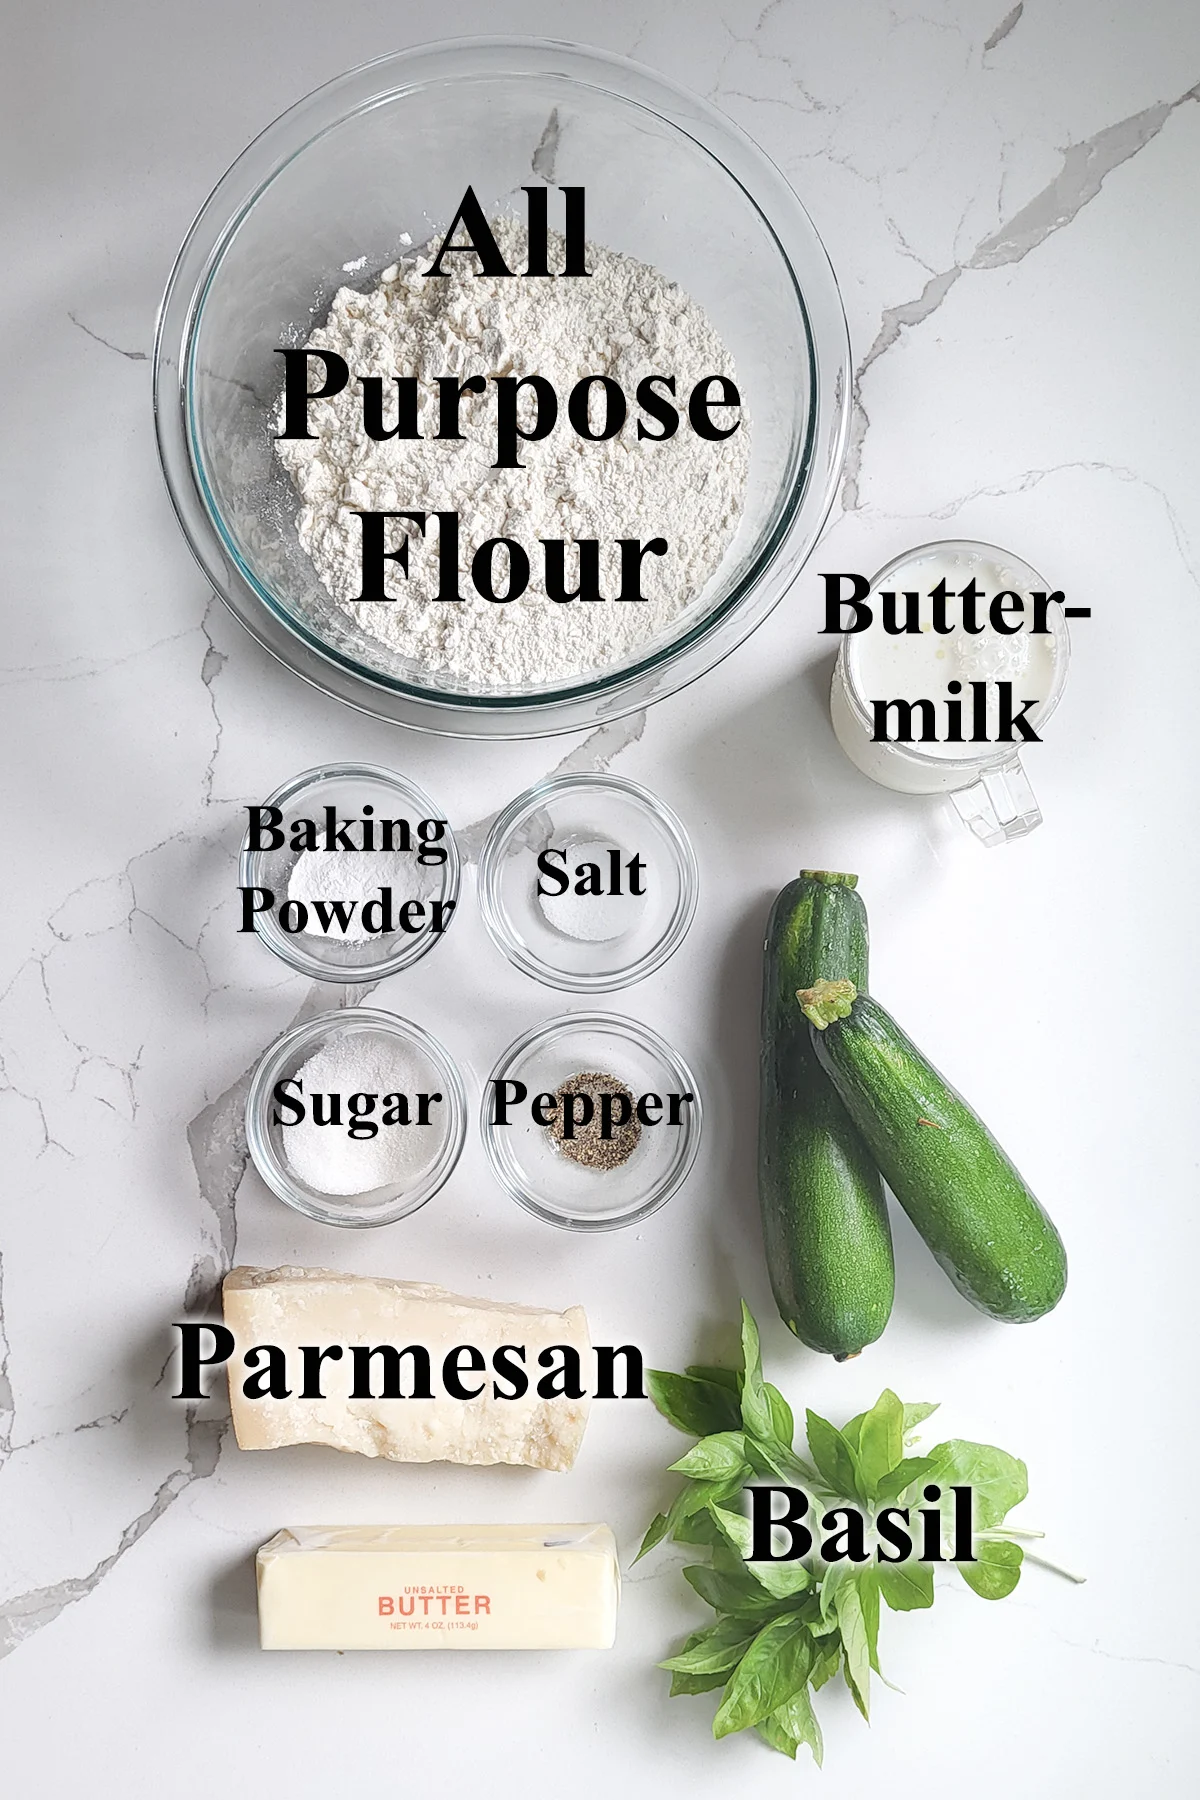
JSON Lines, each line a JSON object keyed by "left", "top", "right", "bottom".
{"left": 256, "top": 1524, "right": 619, "bottom": 1650}
{"left": 222, "top": 1266, "right": 590, "bottom": 1470}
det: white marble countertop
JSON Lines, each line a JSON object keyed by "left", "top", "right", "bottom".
{"left": 4, "top": 2, "right": 1199, "bottom": 1793}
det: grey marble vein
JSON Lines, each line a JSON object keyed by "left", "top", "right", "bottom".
{"left": 925, "top": 457, "right": 1199, "bottom": 588}
{"left": 983, "top": 3, "right": 1024, "bottom": 55}
{"left": 1049, "top": 1636, "right": 1200, "bottom": 1680}
{"left": 67, "top": 312, "right": 149, "bottom": 363}
{"left": 5, "top": 1404, "right": 136, "bottom": 1467}
{"left": 456, "top": 709, "right": 648, "bottom": 861}
{"left": 0, "top": 1038, "right": 76, "bottom": 1162}
{"left": 0, "top": 623, "right": 199, "bottom": 688}
{"left": 711, "top": 15, "right": 832, "bottom": 123}
{"left": 843, "top": 81, "right": 1200, "bottom": 510}
{"left": 841, "top": 266, "right": 964, "bottom": 508}
{"left": 198, "top": 598, "right": 229, "bottom": 809}
{"left": 0, "top": 1411, "right": 223, "bottom": 1661}
{"left": 185, "top": 978, "right": 367, "bottom": 1311}
{"left": 971, "top": 84, "right": 1200, "bottom": 269}
{"left": 0, "top": 1254, "right": 12, "bottom": 1464}
{"left": 184, "top": 1074, "right": 255, "bottom": 1316}
{"left": 532, "top": 108, "right": 562, "bottom": 182}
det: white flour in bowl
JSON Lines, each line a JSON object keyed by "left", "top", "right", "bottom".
{"left": 275, "top": 219, "right": 749, "bottom": 689}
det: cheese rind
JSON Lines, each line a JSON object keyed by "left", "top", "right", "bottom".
{"left": 256, "top": 1524, "right": 620, "bottom": 1650}
{"left": 222, "top": 1266, "right": 590, "bottom": 1470}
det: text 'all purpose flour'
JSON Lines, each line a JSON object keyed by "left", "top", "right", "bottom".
{"left": 275, "top": 194, "right": 750, "bottom": 690}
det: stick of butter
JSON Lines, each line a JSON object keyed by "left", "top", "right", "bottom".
{"left": 256, "top": 1524, "right": 620, "bottom": 1650}
{"left": 223, "top": 1267, "right": 590, "bottom": 1470}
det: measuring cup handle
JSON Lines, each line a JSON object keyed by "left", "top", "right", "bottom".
{"left": 950, "top": 757, "right": 1043, "bottom": 846}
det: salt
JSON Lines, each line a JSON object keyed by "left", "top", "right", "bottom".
{"left": 282, "top": 1031, "right": 443, "bottom": 1196}
{"left": 288, "top": 849, "right": 427, "bottom": 942}
{"left": 536, "top": 838, "right": 647, "bottom": 944}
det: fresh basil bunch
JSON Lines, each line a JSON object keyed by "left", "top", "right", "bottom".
{"left": 638, "top": 1304, "right": 1033, "bottom": 1763}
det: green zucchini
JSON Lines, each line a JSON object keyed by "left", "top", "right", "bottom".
{"left": 758, "top": 873, "right": 893, "bottom": 1359}
{"left": 799, "top": 980, "right": 1066, "bottom": 1324}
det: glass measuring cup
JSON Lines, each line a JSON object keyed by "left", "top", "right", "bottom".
{"left": 829, "top": 539, "right": 1072, "bottom": 846}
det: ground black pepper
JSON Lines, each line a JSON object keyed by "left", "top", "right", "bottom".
{"left": 550, "top": 1071, "right": 642, "bottom": 1171}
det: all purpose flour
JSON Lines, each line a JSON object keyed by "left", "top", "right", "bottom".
{"left": 276, "top": 219, "right": 750, "bottom": 689}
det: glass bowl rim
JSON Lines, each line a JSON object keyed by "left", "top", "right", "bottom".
{"left": 477, "top": 771, "right": 698, "bottom": 991}
{"left": 153, "top": 35, "right": 851, "bottom": 737}
{"left": 244, "top": 1004, "right": 468, "bottom": 1226}
{"left": 479, "top": 1007, "right": 702, "bottom": 1230}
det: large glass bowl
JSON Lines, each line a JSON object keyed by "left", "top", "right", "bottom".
{"left": 154, "top": 37, "right": 850, "bottom": 739}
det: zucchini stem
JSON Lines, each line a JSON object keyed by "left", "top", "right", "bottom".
{"left": 798, "top": 978, "right": 858, "bottom": 1030}
{"left": 799, "top": 869, "right": 859, "bottom": 890}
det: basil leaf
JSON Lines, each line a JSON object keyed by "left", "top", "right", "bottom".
{"left": 709, "top": 1501, "right": 814, "bottom": 1602}
{"left": 682, "top": 1563, "right": 783, "bottom": 1618}
{"left": 834, "top": 1576, "right": 871, "bottom": 1719}
{"left": 712, "top": 1615, "right": 814, "bottom": 1738}
{"left": 670, "top": 1666, "right": 728, "bottom": 1697}
{"left": 859, "top": 1567, "right": 881, "bottom": 1674}
{"left": 755, "top": 1709, "right": 799, "bottom": 1759}
{"left": 744, "top": 1437, "right": 787, "bottom": 1481}
{"left": 958, "top": 1537, "right": 1023, "bottom": 1600}
{"left": 672, "top": 1506, "right": 724, "bottom": 1547}
{"left": 711, "top": 1540, "right": 752, "bottom": 1578}
{"left": 660, "top": 1616, "right": 760, "bottom": 1675}
{"left": 668, "top": 1430, "right": 748, "bottom": 1481}
{"left": 671, "top": 1480, "right": 726, "bottom": 1524}
{"left": 710, "top": 1503, "right": 753, "bottom": 1559}
{"left": 817, "top": 1554, "right": 854, "bottom": 1623}
{"left": 874, "top": 1454, "right": 938, "bottom": 1504}
{"left": 749, "top": 1557, "right": 814, "bottom": 1602}
{"left": 776, "top": 1684, "right": 824, "bottom": 1766}
{"left": 805, "top": 1408, "right": 865, "bottom": 1502}
{"left": 745, "top": 1434, "right": 821, "bottom": 1487}
{"left": 634, "top": 1511, "right": 669, "bottom": 1563}
{"left": 923, "top": 1439, "right": 1028, "bottom": 1529}
{"left": 840, "top": 1411, "right": 865, "bottom": 1452}
{"left": 809, "top": 1604, "right": 842, "bottom": 1639}
{"left": 765, "top": 1382, "right": 795, "bottom": 1448}
{"left": 639, "top": 1474, "right": 739, "bottom": 1558}
{"left": 877, "top": 1561, "right": 934, "bottom": 1611}
{"left": 686, "top": 1364, "right": 741, "bottom": 1395}
{"left": 647, "top": 1369, "right": 742, "bottom": 1438}
{"left": 810, "top": 1633, "right": 842, "bottom": 1689}
{"left": 903, "top": 1400, "right": 939, "bottom": 1437}
{"left": 856, "top": 1389, "right": 904, "bottom": 1494}
{"left": 665, "top": 1476, "right": 742, "bottom": 1542}
{"left": 738, "top": 1303, "right": 775, "bottom": 1443}
{"left": 667, "top": 1631, "right": 731, "bottom": 1696}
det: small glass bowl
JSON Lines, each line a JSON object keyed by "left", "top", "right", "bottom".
{"left": 477, "top": 774, "right": 698, "bottom": 991}
{"left": 481, "top": 1013, "right": 701, "bottom": 1231}
{"left": 245, "top": 1008, "right": 467, "bottom": 1227}
{"left": 240, "top": 763, "right": 460, "bottom": 982}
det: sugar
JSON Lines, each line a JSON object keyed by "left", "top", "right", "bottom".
{"left": 282, "top": 1031, "right": 442, "bottom": 1196}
